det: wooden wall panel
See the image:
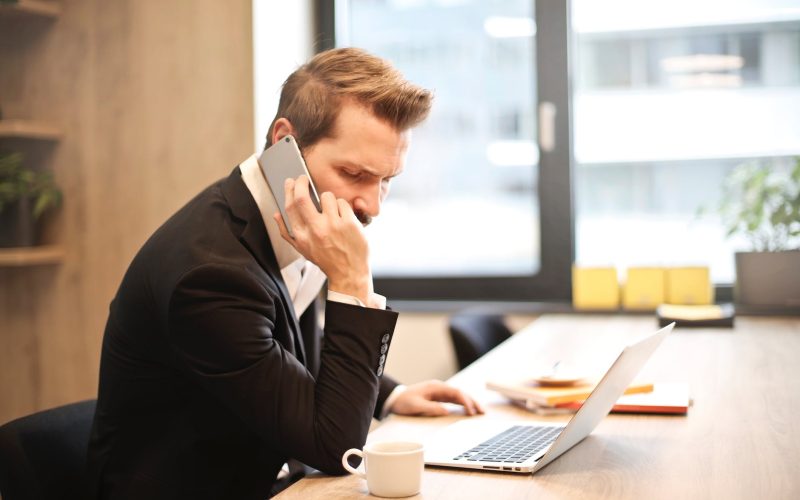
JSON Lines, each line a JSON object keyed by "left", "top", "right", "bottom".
{"left": 0, "top": 0, "right": 254, "bottom": 423}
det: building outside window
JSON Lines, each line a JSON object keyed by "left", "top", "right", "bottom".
{"left": 572, "top": 0, "right": 800, "bottom": 283}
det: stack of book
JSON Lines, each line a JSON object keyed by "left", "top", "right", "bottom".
{"left": 486, "top": 379, "right": 689, "bottom": 415}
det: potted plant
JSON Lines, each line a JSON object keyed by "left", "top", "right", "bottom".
{"left": 0, "top": 151, "right": 62, "bottom": 248}
{"left": 716, "top": 156, "right": 800, "bottom": 311}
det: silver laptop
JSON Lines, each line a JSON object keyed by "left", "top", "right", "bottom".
{"left": 424, "top": 323, "right": 674, "bottom": 474}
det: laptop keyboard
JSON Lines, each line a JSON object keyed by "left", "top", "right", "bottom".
{"left": 453, "top": 425, "right": 562, "bottom": 464}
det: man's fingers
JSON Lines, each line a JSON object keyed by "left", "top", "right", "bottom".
{"left": 459, "top": 394, "right": 477, "bottom": 416}
{"left": 336, "top": 198, "right": 360, "bottom": 224}
{"left": 428, "top": 384, "right": 479, "bottom": 416}
{"left": 282, "top": 178, "right": 304, "bottom": 235}
{"left": 413, "top": 400, "right": 449, "bottom": 417}
{"left": 292, "top": 175, "right": 320, "bottom": 220}
{"left": 319, "top": 191, "right": 339, "bottom": 216}
{"left": 391, "top": 382, "right": 485, "bottom": 418}
{"left": 273, "top": 212, "right": 295, "bottom": 245}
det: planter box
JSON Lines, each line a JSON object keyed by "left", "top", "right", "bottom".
{"left": 0, "top": 196, "right": 35, "bottom": 248}
{"left": 735, "top": 251, "right": 800, "bottom": 311}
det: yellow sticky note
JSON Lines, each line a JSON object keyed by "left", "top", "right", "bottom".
{"left": 572, "top": 266, "right": 619, "bottom": 310}
{"left": 623, "top": 267, "right": 666, "bottom": 311}
{"left": 666, "top": 267, "right": 713, "bottom": 305}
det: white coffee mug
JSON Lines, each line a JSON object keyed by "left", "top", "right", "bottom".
{"left": 341, "top": 441, "right": 424, "bottom": 498}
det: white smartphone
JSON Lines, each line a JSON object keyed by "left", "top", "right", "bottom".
{"left": 258, "top": 135, "right": 321, "bottom": 237}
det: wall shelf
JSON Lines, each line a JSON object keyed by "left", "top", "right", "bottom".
{"left": 0, "top": 120, "right": 62, "bottom": 140}
{"left": 0, "top": 245, "right": 64, "bottom": 267}
{"left": 1, "top": 3, "right": 64, "bottom": 272}
{"left": 0, "top": 1, "right": 61, "bottom": 20}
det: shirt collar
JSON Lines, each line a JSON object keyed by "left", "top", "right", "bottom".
{"left": 239, "top": 153, "right": 301, "bottom": 270}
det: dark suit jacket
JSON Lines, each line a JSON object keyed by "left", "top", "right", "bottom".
{"left": 87, "top": 167, "right": 400, "bottom": 499}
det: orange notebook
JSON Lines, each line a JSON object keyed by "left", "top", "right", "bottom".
{"left": 557, "top": 382, "right": 690, "bottom": 414}
{"left": 486, "top": 379, "right": 654, "bottom": 407}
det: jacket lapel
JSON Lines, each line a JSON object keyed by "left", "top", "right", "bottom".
{"left": 220, "top": 167, "right": 307, "bottom": 364}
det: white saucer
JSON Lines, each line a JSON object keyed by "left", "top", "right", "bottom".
{"left": 531, "top": 375, "right": 586, "bottom": 387}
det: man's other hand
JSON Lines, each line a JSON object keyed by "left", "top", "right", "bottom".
{"left": 390, "top": 380, "right": 485, "bottom": 417}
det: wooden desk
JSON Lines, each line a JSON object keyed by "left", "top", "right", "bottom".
{"left": 276, "top": 315, "right": 800, "bottom": 499}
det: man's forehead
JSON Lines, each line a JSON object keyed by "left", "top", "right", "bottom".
{"left": 338, "top": 158, "right": 405, "bottom": 178}
{"left": 323, "top": 105, "right": 410, "bottom": 177}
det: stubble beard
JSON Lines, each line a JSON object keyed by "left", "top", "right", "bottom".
{"left": 355, "top": 210, "right": 372, "bottom": 227}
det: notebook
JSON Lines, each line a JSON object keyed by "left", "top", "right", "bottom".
{"left": 424, "top": 323, "right": 674, "bottom": 474}
{"left": 555, "top": 382, "right": 690, "bottom": 415}
{"left": 486, "top": 378, "right": 655, "bottom": 407}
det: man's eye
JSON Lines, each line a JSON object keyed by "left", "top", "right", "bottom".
{"left": 342, "top": 170, "right": 362, "bottom": 179}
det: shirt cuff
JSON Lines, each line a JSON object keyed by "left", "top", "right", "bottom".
{"left": 380, "top": 384, "right": 407, "bottom": 418}
{"left": 327, "top": 290, "right": 387, "bottom": 310}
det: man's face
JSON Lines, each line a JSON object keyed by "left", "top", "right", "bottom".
{"left": 301, "top": 102, "right": 410, "bottom": 226}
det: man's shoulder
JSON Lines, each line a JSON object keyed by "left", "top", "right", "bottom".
{"left": 117, "top": 169, "right": 278, "bottom": 308}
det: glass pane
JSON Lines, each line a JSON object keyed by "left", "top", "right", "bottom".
{"left": 572, "top": 0, "right": 800, "bottom": 283}
{"left": 341, "top": 0, "right": 539, "bottom": 277}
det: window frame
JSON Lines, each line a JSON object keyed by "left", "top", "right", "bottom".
{"left": 314, "top": 0, "right": 575, "bottom": 302}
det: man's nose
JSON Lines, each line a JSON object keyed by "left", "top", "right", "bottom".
{"left": 355, "top": 184, "right": 382, "bottom": 218}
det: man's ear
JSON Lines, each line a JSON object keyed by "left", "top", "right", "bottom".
{"left": 271, "top": 118, "right": 297, "bottom": 145}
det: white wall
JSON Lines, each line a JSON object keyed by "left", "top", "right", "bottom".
{"left": 252, "top": 0, "right": 314, "bottom": 152}
{"left": 384, "top": 313, "right": 458, "bottom": 384}
{"left": 385, "top": 313, "right": 539, "bottom": 384}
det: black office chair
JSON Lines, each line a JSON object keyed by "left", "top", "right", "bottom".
{"left": 448, "top": 313, "right": 513, "bottom": 370}
{"left": 0, "top": 399, "right": 96, "bottom": 500}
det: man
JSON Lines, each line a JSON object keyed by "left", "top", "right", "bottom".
{"left": 87, "top": 48, "right": 483, "bottom": 499}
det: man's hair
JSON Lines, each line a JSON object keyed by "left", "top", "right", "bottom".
{"left": 266, "top": 47, "right": 433, "bottom": 149}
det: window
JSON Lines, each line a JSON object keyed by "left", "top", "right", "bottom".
{"left": 319, "top": 0, "right": 800, "bottom": 300}
{"left": 320, "top": 0, "right": 573, "bottom": 301}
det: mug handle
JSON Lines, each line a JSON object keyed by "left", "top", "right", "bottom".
{"left": 341, "top": 448, "right": 367, "bottom": 479}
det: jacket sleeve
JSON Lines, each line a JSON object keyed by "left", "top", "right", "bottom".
{"left": 166, "top": 263, "right": 398, "bottom": 475}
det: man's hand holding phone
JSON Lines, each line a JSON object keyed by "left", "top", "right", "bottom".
{"left": 274, "top": 175, "right": 374, "bottom": 307}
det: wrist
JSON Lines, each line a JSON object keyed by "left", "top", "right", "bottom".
{"left": 382, "top": 384, "right": 407, "bottom": 417}
{"left": 328, "top": 276, "right": 372, "bottom": 305}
